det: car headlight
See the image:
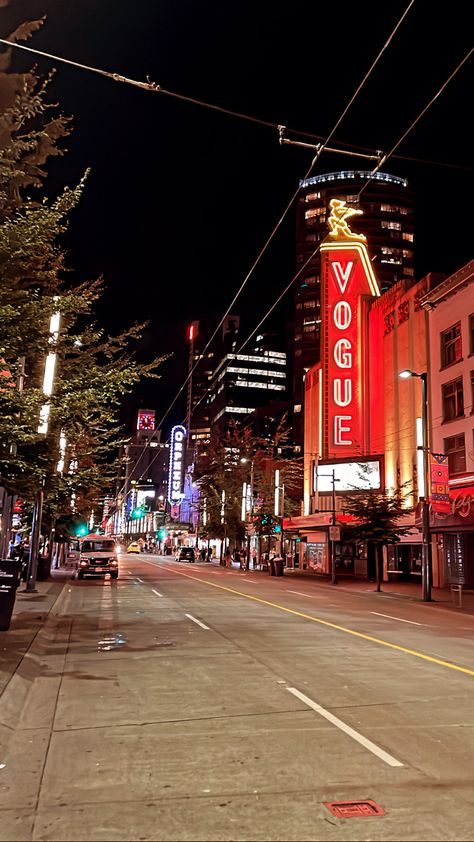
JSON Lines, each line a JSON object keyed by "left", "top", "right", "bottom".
{"left": 110, "top": 559, "right": 117, "bottom": 565}
{"left": 80, "top": 559, "right": 88, "bottom": 567}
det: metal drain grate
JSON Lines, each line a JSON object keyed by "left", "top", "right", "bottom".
{"left": 324, "top": 800, "right": 385, "bottom": 818}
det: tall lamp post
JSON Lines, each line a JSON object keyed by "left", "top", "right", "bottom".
{"left": 399, "top": 370, "right": 432, "bottom": 601}
{"left": 241, "top": 458, "right": 254, "bottom": 568}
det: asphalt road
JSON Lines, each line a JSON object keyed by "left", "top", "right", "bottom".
{"left": 1, "top": 554, "right": 474, "bottom": 841}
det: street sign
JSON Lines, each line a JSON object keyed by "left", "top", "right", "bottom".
{"left": 329, "top": 526, "right": 341, "bottom": 541}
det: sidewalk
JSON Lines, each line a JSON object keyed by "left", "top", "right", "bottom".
{"left": 0, "top": 569, "right": 70, "bottom": 697}
{"left": 280, "top": 566, "right": 474, "bottom": 614}
{"left": 207, "top": 557, "right": 474, "bottom": 615}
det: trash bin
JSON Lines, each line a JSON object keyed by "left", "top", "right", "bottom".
{"left": 268, "top": 559, "right": 276, "bottom": 576}
{"left": 0, "top": 558, "right": 22, "bottom": 631}
{"left": 274, "top": 558, "right": 284, "bottom": 577}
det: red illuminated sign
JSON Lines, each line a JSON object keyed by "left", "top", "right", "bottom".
{"left": 430, "top": 454, "right": 450, "bottom": 513}
{"left": 321, "top": 232, "right": 380, "bottom": 459}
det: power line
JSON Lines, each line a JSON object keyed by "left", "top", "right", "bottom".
{"left": 0, "top": 34, "right": 470, "bottom": 173}
{"left": 237, "top": 44, "right": 473, "bottom": 353}
{"left": 150, "top": 0, "right": 415, "bottom": 438}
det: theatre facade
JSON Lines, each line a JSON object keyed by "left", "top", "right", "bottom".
{"left": 285, "top": 200, "right": 473, "bottom": 588}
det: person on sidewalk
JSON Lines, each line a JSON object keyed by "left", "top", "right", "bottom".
{"left": 224, "top": 548, "right": 232, "bottom": 568}
{"left": 251, "top": 547, "right": 257, "bottom": 570}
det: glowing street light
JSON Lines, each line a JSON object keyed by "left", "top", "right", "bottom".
{"left": 399, "top": 369, "right": 432, "bottom": 601}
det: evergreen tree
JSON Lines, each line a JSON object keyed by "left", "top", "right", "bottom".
{"left": 0, "top": 21, "right": 164, "bottom": 530}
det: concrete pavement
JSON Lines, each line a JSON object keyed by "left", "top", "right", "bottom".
{"left": 1, "top": 556, "right": 474, "bottom": 841}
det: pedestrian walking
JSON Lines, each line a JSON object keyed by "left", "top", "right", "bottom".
{"left": 251, "top": 547, "right": 257, "bottom": 569}
{"left": 225, "top": 547, "right": 232, "bottom": 568}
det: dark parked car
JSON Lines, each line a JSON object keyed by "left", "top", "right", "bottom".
{"left": 176, "top": 547, "right": 195, "bottom": 563}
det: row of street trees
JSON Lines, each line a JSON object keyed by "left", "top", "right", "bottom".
{"left": 193, "top": 416, "right": 302, "bottom": 554}
{"left": 0, "top": 20, "right": 162, "bottom": 556}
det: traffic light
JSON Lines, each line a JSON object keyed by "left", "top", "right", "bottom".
{"left": 158, "top": 527, "right": 168, "bottom": 540}
{"left": 131, "top": 506, "right": 145, "bottom": 519}
{"left": 55, "top": 515, "right": 88, "bottom": 540}
{"left": 74, "top": 522, "right": 88, "bottom": 537}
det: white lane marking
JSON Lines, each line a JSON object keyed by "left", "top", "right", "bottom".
{"left": 135, "top": 577, "right": 144, "bottom": 583}
{"left": 152, "top": 588, "right": 163, "bottom": 597}
{"left": 289, "top": 590, "right": 314, "bottom": 598}
{"left": 286, "top": 687, "right": 403, "bottom": 768}
{"left": 371, "top": 611, "right": 425, "bottom": 626}
{"left": 128, "top": 570, "right": 133, "bottom": 574}
{"left": 185, "top": 613, "right": 210, "bottom": 630}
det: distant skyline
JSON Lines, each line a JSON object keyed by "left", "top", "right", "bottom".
{"left": 1, "top": 0, "right": 472, "bottom": 434}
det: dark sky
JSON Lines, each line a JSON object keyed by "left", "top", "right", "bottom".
{"left": 1, "top": 0, "right": 472, "bottom": 435}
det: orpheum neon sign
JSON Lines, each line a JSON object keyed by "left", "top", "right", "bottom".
{"left": 168, "top": 424, "right": 186, "bottom": 504}
{"left": 321, "top": 200, "right": 380, "bottom": 458}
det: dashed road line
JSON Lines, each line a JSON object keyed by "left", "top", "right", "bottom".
{"left": 371, "top": 611, "right": 425, "bottom": 626}
{"left": 286, "top": 686, "right": 403, "bottom": 768}
{"left": 185, "top": 613, "right": 210, "bottom": 630}
{"left": 152, "top": 588, "right": 163, "bottom": 597}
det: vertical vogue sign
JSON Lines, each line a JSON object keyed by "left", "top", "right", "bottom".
{"left": 168, "top": 425, "right": 186, "bottom": 504}
{"left": 321, "top": 239, "right": 379, "bottom": 459}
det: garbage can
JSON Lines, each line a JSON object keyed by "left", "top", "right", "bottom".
{"left": 0, "top": 558, "right": 22, "bottom": 631}
{"left": 268, "top": 559, "right": 276, "bottom": 576}
{"left": 274, "top": 558, "right": 284, "bottom": 577}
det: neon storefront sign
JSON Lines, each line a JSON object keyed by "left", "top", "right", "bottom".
{"left": 321, "top": 200, "right": 380, "bottom": 458}
{"left": 168, "top": 425, "right": 186, "bottom": 504}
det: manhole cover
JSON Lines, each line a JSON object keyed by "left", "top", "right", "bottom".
{"left": 324, "top": 800, "right": 385, "bottom": 818}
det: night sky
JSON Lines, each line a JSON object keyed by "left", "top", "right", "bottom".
{"left": 1, "top": 0, "right": 472, "bottom": 436}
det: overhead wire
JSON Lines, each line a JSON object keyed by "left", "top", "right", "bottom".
{"left": 1, "top": 22, "right": 468, "bottom": 508}
{"left": 136, "top": 1, "right": 418, "bottom": 481}
{"left": 237, "top": 44, "right": 473, "bottom": 354}
{"left": 148, "top": 0, "right": 416, "bottom": 439}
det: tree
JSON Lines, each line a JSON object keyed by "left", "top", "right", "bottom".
{"left": 194, "top": 415, "right": 303, "bottom": 553}
{"left": 341, "top": 475, "right": 414, "bottom": 591}
{"left": 0, "top": 21, "right": 164, "bottom": 538}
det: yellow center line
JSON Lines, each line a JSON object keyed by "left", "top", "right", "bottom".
{"left": 156, "top": 564, "right": 474, "bottom": 678}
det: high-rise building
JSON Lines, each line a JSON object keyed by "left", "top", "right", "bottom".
{"left": 208, "top": 335, "right": 288, "bottom": 433}
{"left": 293, "top": 169, "right": 415, "bottom": 443}
{"left": 187, "top": 316, "right": 241, "bottom": 452}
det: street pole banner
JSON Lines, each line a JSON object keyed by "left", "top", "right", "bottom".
{"left": 430, "top": 454, "right": 450, "bottom": 513}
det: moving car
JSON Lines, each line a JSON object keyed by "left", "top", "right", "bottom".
{"left": 127, "top": 542, "right": 141, "bottom": 553}
{"left": 77, "top": 536, "right": 119, "bottom": 580}
{"left": 176, "top": 547, "right": 195, "bottom": 563}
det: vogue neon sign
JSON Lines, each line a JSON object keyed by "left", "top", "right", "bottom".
{"left": 321, "top": 201, "right": 380, "bottom": 458}
{"left": 168, "top": 424, "right": 186, "bottom": 504}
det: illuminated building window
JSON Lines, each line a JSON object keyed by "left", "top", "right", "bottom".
{"left": 441, "top": 322, "right": 462, "bottom": 367}
{"left": 381, "top": 220, "right": 401, "bottom": 230}
{"left": 305, "top": 275, "right": 318, "bottom": 284}
{"left": 305, "top": 207, "right": 326, "bottom": 218}
{"left": 303, "top": 325, "right": 316, "bottom": 334}
{"left": 381, "top": 247, "right": 401, "bottom": 256}
{"left": 294, "top": 404, "right": 302, "bottom": 413}
{"left": 303, "top": 300, "right": 316, "bottom": 309}
{"left": 400, "top": 207, "right": 409, "bottom": 215}
{"left": 296, "top": 303, "right": 302, "bottom": 310}
{"left": 346, "top": 194, "right": 359, "bottom": 203}
{"left": 404, "top": 268, "right": 415, "bottom": 276}
{"left": 402, "top": 249, "right": 413, "bottom": 259}
{"left": 305, "top": 233, "right": 318, "bottom": 243}
{"left": 295, "top": 334, "right": 302, "bottom": 342}
{"left": 305, "top": 191, "right": 321, "bottom": 201}
{"left": 381, "top": 203, "right": 398, "bottom": 213}
{"left": 402, "top": 232, "right": 414, "bottom": 241}
{"left": 443, "top": 433, "right": 466, "bottom": 475}
{"left": 442, "top": 378, "right": 464, "bottom": 422}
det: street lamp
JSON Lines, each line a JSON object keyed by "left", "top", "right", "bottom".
{"left": 399, "top": 369, "right": 432, "bottom": 601}
{"left": 241, "top": 458, "right": 254, "bottom": 568}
